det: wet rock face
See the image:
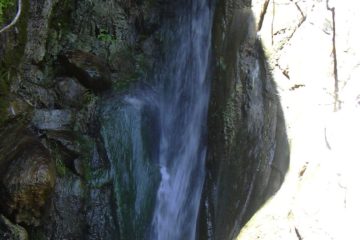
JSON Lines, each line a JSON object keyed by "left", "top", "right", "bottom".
{"left": 42, "top": 175, "right": 86, "bottom": 239}
{"left": 198, "top": 0, "right": 289, "bottom": 239}
{"left": 0, "top": 123, "right": 55, "bottom": 226}
{"left": 100, "top": 96, "right": 160, "bottom": 239}
{"left": 59, "top": 50, "right": 112, "bottom": 93}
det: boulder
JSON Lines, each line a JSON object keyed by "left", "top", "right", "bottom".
{"left": 0, "top": 121, "right": 56, "bottom": 226}
{"left": 59, "top": 50, "right": 112, "bottom": 93}
{"left": 1, "top": 138, "right": 55, "bottom": 226}
{"left": 55, "top": 77, "right": 86, "bottom": 108}
{"left": 32, "top": 109, "right": 73, "bottom": 131}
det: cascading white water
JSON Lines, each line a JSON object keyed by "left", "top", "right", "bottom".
{"left": 149, "top": 1, "right": 214, "bottom": 239}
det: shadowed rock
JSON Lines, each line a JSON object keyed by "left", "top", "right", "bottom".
{"left": 59, "top": 50, "right": 112, "bottom": 93}
{"left": 198, "top": 1, "right": 290, "bottom": 239}
{"left": 55, "top": 77, "right": 86, "bottom": 108}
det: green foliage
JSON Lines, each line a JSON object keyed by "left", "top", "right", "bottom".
{"left": 55, "top": 155, "right": 67, "bottom": 177}
{"left": 83, "top": 89, "right": 98, "bottom": 105}
{"left": 0, "top": 0, "right": 15, "bottom": 25}
{"left": 97, "top": 29, "right": 115, "bottom": 42}
{"left": 53, "top": 144, "right": 68, "bottom": 177}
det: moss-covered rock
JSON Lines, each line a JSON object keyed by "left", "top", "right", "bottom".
{"left": 0, "top": 0, "right": 162, "bottom": 238}
{"left": 0, "top": 214, "right": 28, "bottom": 240}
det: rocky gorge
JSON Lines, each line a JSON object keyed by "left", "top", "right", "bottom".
{"left": 0, "top": 0, "right": 293, "bottom": 239}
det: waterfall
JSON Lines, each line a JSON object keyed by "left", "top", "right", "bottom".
{"left": 149, "top": 1, "right": 214, "bottom": 239}
{"left": 101, "top": 1, "right": 214, "bottom": 239}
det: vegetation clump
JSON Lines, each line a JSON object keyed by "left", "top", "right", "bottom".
{"left": 0, "top": 0, "right": 14, "bottom": 24}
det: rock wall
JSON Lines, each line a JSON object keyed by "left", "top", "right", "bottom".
{"left": 0, "top": 0, "right": 161, "bottom": 239}
{"left": 198, "top": 0, "right": 289, "bottom": 239}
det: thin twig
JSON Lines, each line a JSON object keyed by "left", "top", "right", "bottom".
{"left": 294, "top": 227, "right": 303, "bottom": 240}
{"left": 271, "top": 0, "right": 275, "bottom": 45}
{"left": 326, "top": 0, "right": 340, "bottom": 111}
{"left": 282, "top": 0, "right": 306, "bottom": 43}
{"left": 0, "top": 0, "right": 22, "bottom": 34}
{"left": 257, "top": 0, "right": 270, "bottom": 31}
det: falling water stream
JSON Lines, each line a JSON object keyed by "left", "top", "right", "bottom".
{"left": 149, "top": 1, "right": 214, "bottom": 239}
{"left": 101, "top": 1, "right": 214, "bottom": 239}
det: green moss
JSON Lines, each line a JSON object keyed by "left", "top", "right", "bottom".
{"left": 82, "top": 89, "right": 98, "bottom": 105}
{"left": 55, "top": 154, "right": 67, "bottom": 177}
{"left": 52, "top": 144, "right": 68, "bottom": 177}
{"left": 97, "top": 28, "right": 115, "bottom": 43}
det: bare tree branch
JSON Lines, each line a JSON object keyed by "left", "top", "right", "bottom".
{"left": 0, "top": 0, "right": 22, "bottom": 34}
{"left": 257, "top": 0, "right": 270, "bottom": 31}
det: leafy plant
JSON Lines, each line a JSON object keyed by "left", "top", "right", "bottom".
{"left": 51, "top": 143, "right": 68, "bottom": 177}
{"left": 83, "top": 89, "right": 98, "bottom": 105}
{"left": 97, "top": 28, "right": 115, "bottom": 42}
{"left": 0, "top": 0, "right": 15, "bottom": 24}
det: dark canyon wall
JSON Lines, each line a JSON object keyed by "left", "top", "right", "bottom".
{"left": 198, "top": 0, "right": 289, "bottom": 239}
